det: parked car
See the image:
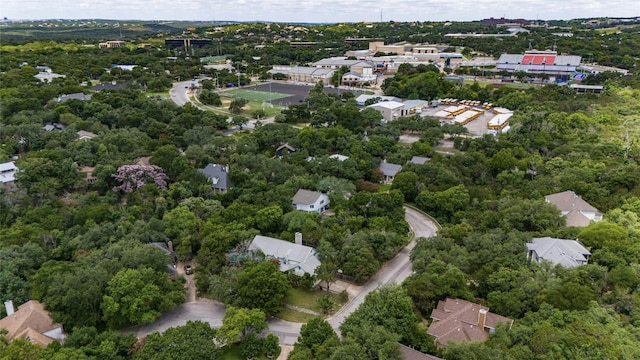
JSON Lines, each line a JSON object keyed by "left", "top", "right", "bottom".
{"left": 184, "top": 265, "right": 193, "bottom": 275}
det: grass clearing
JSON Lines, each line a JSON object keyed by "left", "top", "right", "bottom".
{"left": 284, "top": 287, "right": 347, "bottom": 314}
{"left": 275, "top": 307, "right": 318, "bottom": 323}
{"left": 221, "top": 344, "right": 269, "bottom": 360}
{"left": 378, "top": 184, "right": 392, "bottom": 193}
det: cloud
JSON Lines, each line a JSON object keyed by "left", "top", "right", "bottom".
{"left": 0, "top": 0, "right": 635, "bottom": 22}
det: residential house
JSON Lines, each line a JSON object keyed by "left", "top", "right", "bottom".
{"left": 545, "top": 190, "right": 603, "bottom": 227}
{"left": 76, "top": 130, "right": 97, "bottom": 141}
{"left": 276, "top": 143, "right": 297, "bottom": 159}
{"left": 249, "top": 235, "right": 321, "bottom": 276}
{"left": 0, "top": 161, "right": 18, "bottom": 190}
{"left": 34, "top": 66, "right": 65, "bottom": 82}
{"left": 79, "top": 166, "right": 97, "bottom": 185}
{"left": 526, "top": 237, "right": 591, "bottom": 268}
{"left": 367, "top": 101, "right": 405, "bottom": 122}
{"left": 329, "top": 154, "right": 349, "bottom": 161}
{"left": 409, "top": 156, "right": 430, "bottom": 165}
{"left": 378, "top": 161, "right": 403, "bottom": 184}
{"left": 42, "top": 123, "right": 65, "bottom": 132}
{"left": 292, "top": 189, "right": 329, "bottom": 213}
{"left": 399, "top": 344, "right": 444, "bottom": 360}
{"left": 146, "top": 242, "right": 179, "bottom": 276}
{"left": 197, "top": 163, "right": 231, "bottom": 193}
{"left": 427, "top": 298, "right": 513, "bottom": 348}
{"left": 57, "top": 93, "right": 92, "bottom": 102}
{"left": 0, "top": 300, "right": 66, "bottom": 347}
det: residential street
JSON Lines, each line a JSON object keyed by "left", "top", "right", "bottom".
{"left": 128, "top": 206, "right": 438, "bottom": 345}
{"left": 169, "top": 81, "right": 194, "bottom": 106}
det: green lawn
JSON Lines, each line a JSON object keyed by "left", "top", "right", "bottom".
{"left": 221, "top": 344, "right": 269, "bottom": 360}
{"left": 275, "top": 307, "right": 318, "bottom": 323}
{"left": 378, "top": 184, "right": 392, "bottom": 193}
{"left": 283, "top": 287, "right": 347, "bottom": 314}
{"left": 220, "top": 88, "right": 290, "bottom": 102}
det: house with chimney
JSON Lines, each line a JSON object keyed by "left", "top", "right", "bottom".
{"left": 197, "top": 163, "right": 231, "bottom": 193}
{"left": 526, "top": 237, "right": 591, "bottom": 268}
{"left": 544, "top": 190, "right": 603, "bottom": 227}
{"left": 427, "top": 298, "right": 513, "bottom": 348}
{"left": 0, "top": 300, "right": 66, "bottom": 347}
{"left": 249, "top": 234, "right": 321, "bottom": 276}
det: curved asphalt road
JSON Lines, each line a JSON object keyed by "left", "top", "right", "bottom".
{"left": 130, "top": 206, "right": 438, "bottom": 345}
{"left": 170, "top": 81, "right": 195, "bottom": 106}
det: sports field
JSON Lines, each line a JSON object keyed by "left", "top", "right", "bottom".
{"left": 220, "top": 88, "right": 290, "bottom": 102}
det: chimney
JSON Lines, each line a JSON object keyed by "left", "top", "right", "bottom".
{"left": 4, "top": 300, "right": 15, "bottom": 316}
{"left": 478, "top": 308, "right": 487, "bottom": 329}
{"left": 295, "top": 232, "right": 302, "bottom": 245}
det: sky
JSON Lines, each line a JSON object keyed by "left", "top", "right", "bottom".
{"left": 1, "top": 0, "right": 637, "bottom": 23}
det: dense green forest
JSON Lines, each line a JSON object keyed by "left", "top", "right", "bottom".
{"left": 1, "top": 18, "right": 640, "bottom": 359}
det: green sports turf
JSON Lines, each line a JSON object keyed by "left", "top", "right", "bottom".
{"left": 220, "top": 88, "right": 291, "bottom": 102}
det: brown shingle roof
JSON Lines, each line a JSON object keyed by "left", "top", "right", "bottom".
{"left": 545, "top": 190, "right": 602, "bottom": 226}
{"left": 427, "top": 298, "right": 513, "bottom": 348}
{"left": 0, "top": 300, "right": 64, "bottom": 347}
{"left": 399, "top": 344, "right": 444, "bottom": 360}
{"left": 545, "top": 190, "right": 600, "bottom": 213}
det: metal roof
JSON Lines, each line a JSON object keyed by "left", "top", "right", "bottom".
{"left": 249, "top": 235, "right": 321, "bottom": 275}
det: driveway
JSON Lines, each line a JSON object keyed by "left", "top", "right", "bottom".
{"left": 131, "top": 206, "right": 438, "bottom": 344}
{"left": 128, "top": 300, "right": 225, "bottom": 338}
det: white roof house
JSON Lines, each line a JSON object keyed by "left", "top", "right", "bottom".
{"left": 526, "top": 237, "right": 591, "bottom": 267}
{"left": 249, "top": 235, "right": 321, "bottom": 276}
{"left": 329, "top": 154, "right": 349, "bottom": 161}
{"left": 0, "top": 161, "right": 18, "bottom": 185}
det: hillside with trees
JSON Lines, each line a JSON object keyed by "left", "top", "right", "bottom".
{"left": 1, "top": 18, "right": 640, "bottom": 359}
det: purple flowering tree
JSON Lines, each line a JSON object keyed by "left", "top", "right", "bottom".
{"left": 111, "top": 165, "right": 168, "bottom": 193}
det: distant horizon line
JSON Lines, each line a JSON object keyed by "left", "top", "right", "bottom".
{"left": 2, "top": 16, "right": 640, "bottom": 24}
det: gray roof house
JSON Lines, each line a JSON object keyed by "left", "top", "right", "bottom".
{"left": 292, "top": 189, "right": 330, "bottom": 213}
{"left": 57, "top": 93, "right": 92, "bottom": 102}
{"left": 249, "top": 235, "right": 321, "bottom": 276}
{"left": 197, "top": 163, "right": 231, "bottom": 193}
{"left": 526, "top": 237, "right": 591, "bottom": 268}
{"left": 378, "top": 161, "right": 403, "bottom": 184}
{"left": 409, "top": 156, "right": 430, "bottom": 165}
{"left": 545, "top": 190, "right": 603, "bottom": 227}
